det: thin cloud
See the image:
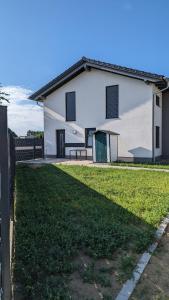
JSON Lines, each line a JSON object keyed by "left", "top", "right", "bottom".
{"left": 1, "top": 86, "right": 43, "bottom": 136}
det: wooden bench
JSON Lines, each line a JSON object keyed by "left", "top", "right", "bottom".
{"left": 69, "top": 149, "right": 87, "bottom": 160}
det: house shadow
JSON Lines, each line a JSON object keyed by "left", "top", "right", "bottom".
{"left": 14, "top": 164, "right": 155, "bottom": 299}
{"left": 128, "top": 147, "right": 152, "bottom": 162}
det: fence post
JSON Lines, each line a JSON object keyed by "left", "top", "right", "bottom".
{"left": 0, "top": 106, "right": 11, "bottom": 300}
{"left": 33, "top": 137, "right": 36, "bottom": 159}
{"left": 42, "top": 137, "right": 44, "bottom": 158}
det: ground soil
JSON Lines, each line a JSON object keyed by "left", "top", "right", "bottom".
{"left": 131, "top": 225, "right": 169, "bottom": 300}
{"left": 68, "top": 251, "right": 122, "bottom": 300}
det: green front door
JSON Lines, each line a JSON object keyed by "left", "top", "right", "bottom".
{"left": 95, "top": 132, "right": 107, "bottom": 162}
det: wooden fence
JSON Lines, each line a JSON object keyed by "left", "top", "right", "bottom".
{"left": 0, "top": 106, "right": 15, "bottom": 300}
{"left": 15, "top": 137, "right": 44, "bottom": 161}
{"left": 0, "top": 106, "right": 44, "bottom": 299}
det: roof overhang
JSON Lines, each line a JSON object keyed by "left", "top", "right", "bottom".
{"left": 94, "top": 130, "right": 120, "bottom": 136}
{"left": 29, "top": 57, "right": 167, "bottom": 101}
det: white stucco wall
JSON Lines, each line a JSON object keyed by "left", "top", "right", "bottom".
{"left": 153, "top": 86, "right": 162, "bottom": 158}
{"left": 44, "top": 69, "right": 154, "bottom": 160}
{"left": 110, "top": 135, "right": 118, "bottom": 161}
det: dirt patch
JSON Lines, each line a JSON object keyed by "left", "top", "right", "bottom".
{"left": 131, "top": 225, "right": 169, "bottom": 300}
{"left": 68, "top": 251, "right": 138, "bottom": 300}
{"left": 13, "top": 250, "right": 138, "bottom": 300}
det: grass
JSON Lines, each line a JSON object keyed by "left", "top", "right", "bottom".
{"left": 111, "top": 162, "right": 169, "bottom": 169}
{"left": 14, "top": 164, "right": 169, "bottom": 299}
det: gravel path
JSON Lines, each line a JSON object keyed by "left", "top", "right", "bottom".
{"left": 18, "top": 158, "right": 169, "bottom": 172}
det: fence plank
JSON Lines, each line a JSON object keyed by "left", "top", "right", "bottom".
{"left": 0, "top": 106, "right": 11, "bottom": 300}
{"left": 15, "top": 137, "right": 44, "bottom": 161}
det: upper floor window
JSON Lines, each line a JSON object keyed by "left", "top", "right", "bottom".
{"left": 66, "top": 92, "right": 76, "bottom": 121}
{"left": 106, "top": 85, "right": 119, "bottom": 119}
{"left": 85, "top": 128, "right": 96, "bottom": 148}
{"left": 156, "top": 95, "right": 160, "bottom": 107}
{"left": 156, "top": 126, "right": 160, "bottom": 148}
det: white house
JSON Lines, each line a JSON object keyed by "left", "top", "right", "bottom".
{"left": 30, "top": 57, "right": 169, "bottom": 162}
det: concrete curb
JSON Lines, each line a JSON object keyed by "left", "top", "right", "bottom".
{"left": 91, "top": 164, "right": 169, "bottom": 173}
{"left": 17, "top": 159, "right": 169, "bottom": 173}
{"left": 115, "top": 214, "right": 169, "bottom": 300}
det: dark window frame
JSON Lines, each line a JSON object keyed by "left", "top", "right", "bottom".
{"left": 65, "top": 91, "right": 76, "bottom": 121}
{"left": 156, "top": 126, "right": 160, "bottom": 149}
{"left": 106, "top": 85, "right": 119, "bottom": 119}
{"left": 156, "top": 95, "right": 160, "bottom": 107}
{"left": 85, "top": 128, "right": 96, "bottom": 148}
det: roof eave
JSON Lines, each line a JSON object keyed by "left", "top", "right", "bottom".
{"left": 154, "top": 79, "right": 168, "bottom": 90}
{"left": 29, "top": 58, "right": 166, "bottom": 100}
{"left": 88, "top": 63, "right": 161, "bottom": 83}
{"left": 29, "top": 58, "right": 86, "bottom": 101}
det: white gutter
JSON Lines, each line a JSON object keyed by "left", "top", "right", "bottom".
{"left": 154, "top": 77, "right": 169, "bottom": 94}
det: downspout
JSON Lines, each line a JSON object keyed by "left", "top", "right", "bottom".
{"left": 109, "top": 134, "right": 111, "bottom": 162}
{"left": 152, "top": 94, "right": 155, "bottom": 163}
{"left": 151, "top": 78, "right": 169, "bottom": 163}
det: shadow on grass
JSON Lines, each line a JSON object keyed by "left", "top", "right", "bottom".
{"left": 14, "top": 164, "right": 155, "bottom": 299}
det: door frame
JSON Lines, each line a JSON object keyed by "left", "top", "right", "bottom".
{"left": 56, "top": 129, "right": 65, "bottom": 158}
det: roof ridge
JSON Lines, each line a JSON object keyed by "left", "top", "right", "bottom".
{"left": 29, "top": 57, "right": 167, "bottom": 100}
{"left": 83, "top": 56, "right": 165, "bottom": 79}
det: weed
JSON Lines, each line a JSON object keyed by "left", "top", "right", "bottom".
{"left": 118, "top": 255, "right": 136, "bottom": 282}
{"left": 80, "top": 263, "right": 111, "bottom": 287}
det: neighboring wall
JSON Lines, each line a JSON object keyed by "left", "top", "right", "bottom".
{"left": 153, "top": 86, "right": 162, "bottom": 158}
{"left": 44, "top": 69, "right": 153, "bottom": 160}
{"left": 162, "top": 91, "right": 169, "bottom": 157}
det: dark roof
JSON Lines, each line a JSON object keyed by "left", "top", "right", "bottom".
{"left": 83, "top": 57, "right": 164, "bottom": 81}
{"left": 29, "top": 57, "right": 167, "bottom": 100}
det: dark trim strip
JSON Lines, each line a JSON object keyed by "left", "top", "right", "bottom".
{"left": 65, "top": 143, "right": 85, "bottom": 147}
{"left": 118, "top": 157, "right": 153, "bottom": 163}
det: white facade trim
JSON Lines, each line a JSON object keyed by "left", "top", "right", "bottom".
{"left": 106, "top": 134, "right": 110, "bottom": 162}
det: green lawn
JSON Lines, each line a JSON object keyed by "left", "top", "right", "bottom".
{"left": 111, "top": 162, "right": 169, "bottom": 169}
{"left": 14, "top": 164, "right": 169, "bottom": 299}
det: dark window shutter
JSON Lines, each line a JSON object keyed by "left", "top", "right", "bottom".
{"left": 156, "top": 95, "right": 160, "bottom": 107}
{"left": 106, "top": 85, "right": 119, "bottom": 119}
{"left": 66, "top": 92, "right": 76, "bottom": 121}
{"left": 156, "top": 126, "right": 160, "bottom": 148}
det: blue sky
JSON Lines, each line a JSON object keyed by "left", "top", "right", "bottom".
{"left": 1, "top": 0, "right": 169, "bottom": 134}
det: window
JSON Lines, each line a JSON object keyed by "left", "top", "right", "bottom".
{"left": 66, "top": 92, "right": 76, "bottom": 121}
{"left": 156, "top": 126, "right": 160, "bottom": 148}
{"left": 156, "top": 95, "right": 160, "bottom": 107}
{"left": 106, "top": 85, "right": 119, "bottom": 119}
{"left": 85, "top": 128, "right": 96, "bottom": 148}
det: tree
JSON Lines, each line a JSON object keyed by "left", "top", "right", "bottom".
{"left": 27, "top": 130, "right": 44, "bottom": 138}
{"left": 0, "top": 84, "right": 9, "bottom": 104}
